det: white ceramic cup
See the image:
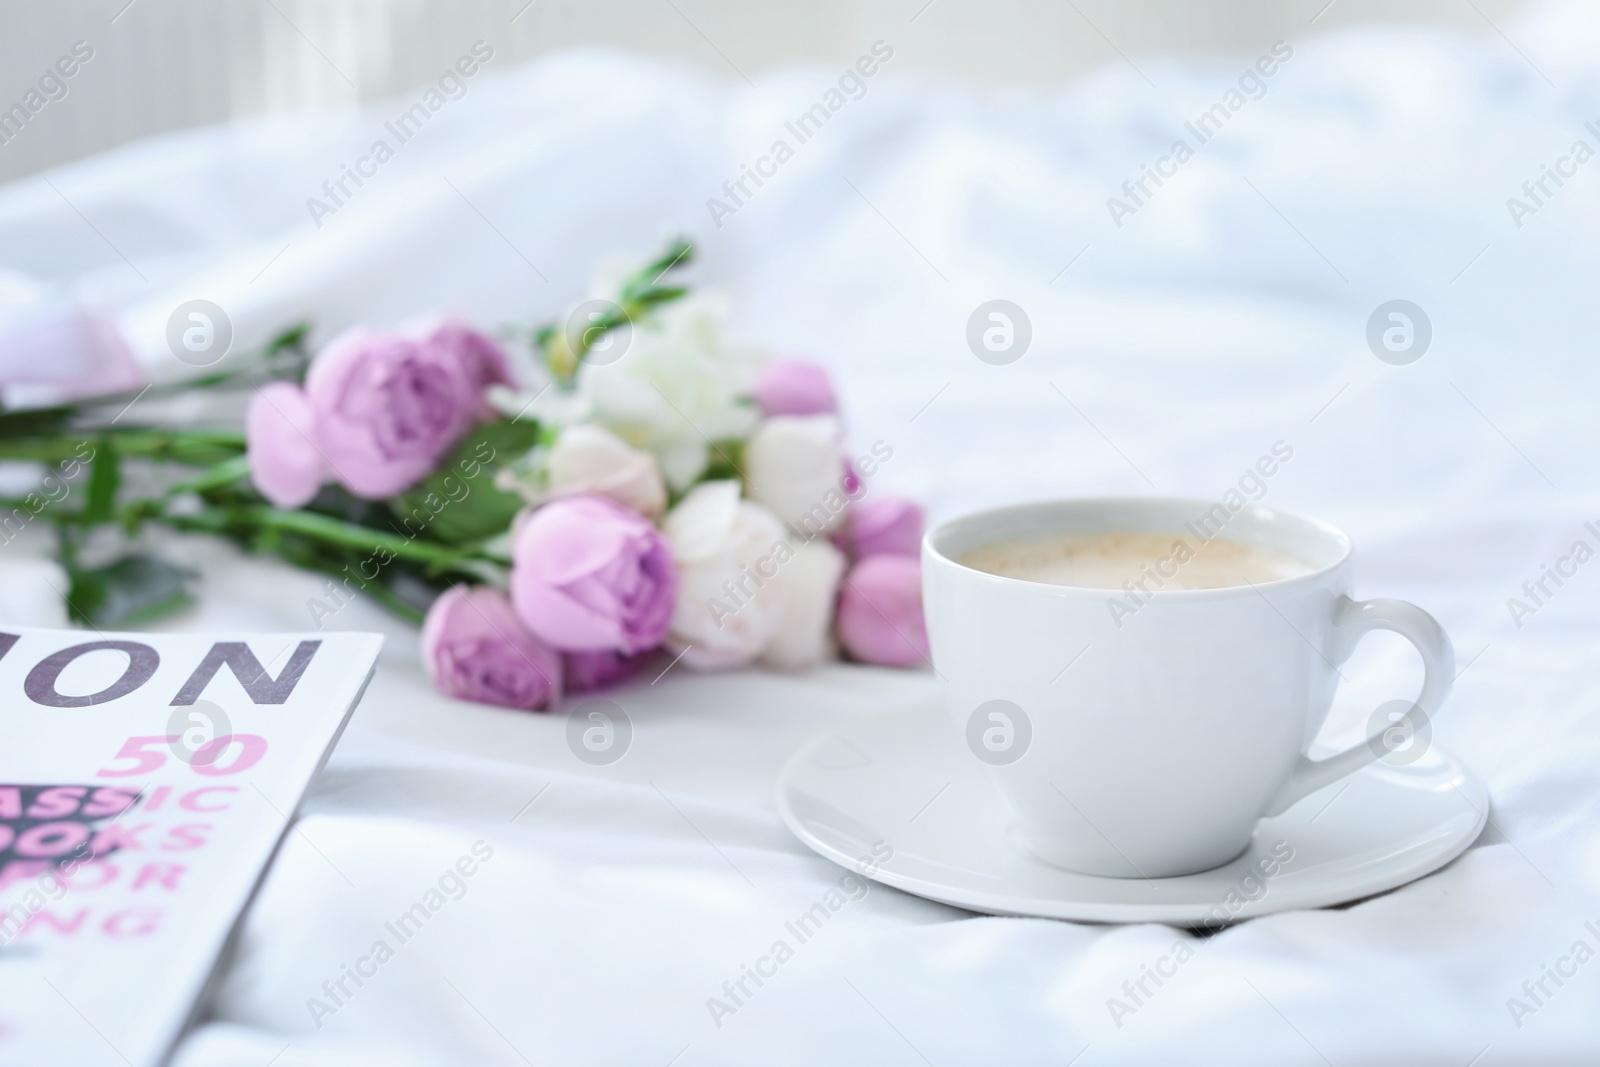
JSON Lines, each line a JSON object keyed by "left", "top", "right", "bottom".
{"left": 922, "top": 497, "right": 1454, "bottom": 879}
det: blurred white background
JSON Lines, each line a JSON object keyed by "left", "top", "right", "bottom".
{"left": 4, "top": 2, "right": 1600, "bottom": 1065}
{"left": 0, "top": 0, "right": 1532, "bottom": 182}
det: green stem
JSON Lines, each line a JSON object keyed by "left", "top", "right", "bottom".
{"left": 0, "top": 498, "right": 81, "bottom": 521}
{"left": 162, "top": 454, "right": 251, "bottom": 498}
{"left": 159, "top": 505, "right": 504, "bottom": 570}
{"left": 0, "top": 440, "right": 85, "bottom": 463}
{"left": 0, "top": 428, "right": 245, "bottom": 467}
{"left": 245, "top": 507, "right": 498, "bottom": 567}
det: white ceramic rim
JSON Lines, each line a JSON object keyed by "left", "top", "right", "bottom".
{"left": 923, "top": 496, "right": 1354, "bottom": 601}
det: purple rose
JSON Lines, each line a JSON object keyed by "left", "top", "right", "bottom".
{"left": 247, "top": 381, "right": 326, "bottom": 508}
{"left": 753, "top": 360, "right": 838, "bottom": 417}
{"left": 421, "top": 586, "right": 562, "bottom": 710}
{"left": 837, "top": 555, "right": 928, "bottom": 668}
{"left": 304, "top": 327, "right": 475, "bottom": 499}
{"left": 564, "top": 648, "right": 652, "bottom": 692}
{"left": 424, "top": 318, "right": 513, "bottom": 418}
{"left": 849, "top": 495, "right": 924, "bottom": 559}
{"left": 510, "top": 495, "right": 677, "bottom": 654}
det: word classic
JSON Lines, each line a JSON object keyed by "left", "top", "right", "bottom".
{"left": 706, "top": 41, "right": 894, "bottom": 229}
{"left": 306, "top": 42, "right": 494, "bottom": 228}
{"left": 1107, "top": 41, "right": 1294, "bottom": 229}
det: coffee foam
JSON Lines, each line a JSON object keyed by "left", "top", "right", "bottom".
{"left": 957, "top": 531, "right": 1314, "bottom": 590}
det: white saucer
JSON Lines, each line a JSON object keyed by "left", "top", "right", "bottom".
{"left": 777, "top": 703, "right": 1488, "bottom": 925}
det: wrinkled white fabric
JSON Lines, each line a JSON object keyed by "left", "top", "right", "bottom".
{"left": 2, "top": 3, "right": 1599, "bottom": 1063}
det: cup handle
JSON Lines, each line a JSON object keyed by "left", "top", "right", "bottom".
{"left": 1262, "top": 596, "right": 1455, "bottom": 817}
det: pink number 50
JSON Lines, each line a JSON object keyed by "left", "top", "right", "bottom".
{"left": 96, "top": 734, "right": 268, "bottom": 777}
{"left": 192, "top": 734, "right": 269, "bottom": 776}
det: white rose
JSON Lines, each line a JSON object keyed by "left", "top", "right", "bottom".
{"left": 743, "top": 414, "right": 848, "bottom": 535}
{"left": 487, "top": 381, "right": 593, "bottom": 430}
{"left": 547, "top": 423, "right": 667, "bottom": 519}
{"left": 759, "top": 539, "right": 845, "bottom": 671}
{"left": 579, "top": 294, "right": 762, "bottom": 490}
{"left": 663, "top": 480, "right": 791, "bottom": 669}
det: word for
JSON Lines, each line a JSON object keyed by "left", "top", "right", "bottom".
{"left": 306, "top": 841, "right": 495, "bottom": 1028}
{"left": 1505, "top": 521, "right": 1600, "bottom": 628}
{"left": 1106, "top": 440, "right": 1294, "bottom": 628}
{"left": 705, "top": 439, "right": 893, "bottom": 631}
{"left": 706, "top": 840, "right": 892, "bottom": 1028}
{"left": 1107, "top": 840, "right": 1295, "bottom": 1029}
{"left": 0, "top": 442, "right": 95, "bottom": 547}
{"left": 1107, "top": 41, "right": 1294, "bottom": 229}
{"left": 707, "top": 41, "right": 895, "bottom": 229}
{"left": 0, "top": 41, "right": 95, "bottom": 146}
{"left": 308, "top": 439, "right": 498, "bottom": 628}
{"left": 1506, "top": 123, "right": 1600, "bottom": 229}
{"left": 306, "top": 42, "right": 494, "bottom": 228}
{"left": 1506, "top": 919, "right": 1600, "bottom": 1029}
{"left": 2, "top": 857, "right": 186, "bottom": 943}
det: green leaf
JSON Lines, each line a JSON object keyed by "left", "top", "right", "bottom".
{"left": 696, "top": 438, "right": 748, "bottom": 498}
{"left": 65, "top": 554, "right": 194, "bottom": 628}
{"left": 83, "top": 439, "right": 120, "bottom": 525}
{"left": 620, "top": 239, "right": 693, "bottom": 301}
{"left": 186, "top": 320, "right": 313, "bottom": 390}
{"left": 263, "top": 321, "right": 311, "bottom": 358}
{"left": 534, "top": 238, "right": 694, "bottom": 385}
{"left": 387, "top": 420, "right": 540, "bottom": 544}
{"left": 628, "top": 285, "right": 687, "bottom": 307}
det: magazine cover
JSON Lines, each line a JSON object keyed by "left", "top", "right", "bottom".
{"left": 0, "top": 627, "right": 382, "bottom": 1066}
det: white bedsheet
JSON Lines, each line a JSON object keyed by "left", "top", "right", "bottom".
{"left": 3, "top": 5, "right": 1600, "bottom": 1063}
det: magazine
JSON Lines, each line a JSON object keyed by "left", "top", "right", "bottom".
{"left": 0, "top": 626, "right": 383, "bottom": 1066}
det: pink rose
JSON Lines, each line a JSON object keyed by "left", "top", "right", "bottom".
{"left": 753, "top": 360, "right": 838, "bottom": 416}
{"left": 564, "top": 648, "right": 651, "bottom": 692}
{"left": 421, "top": 586, "right": 562, "bottom": 710}
{"left": 841, "top": 459, "right": 862, "bottom": 498}
{"left": 837, "top": 555, "right": 928, "bottom": 668}
{"left": 424, "top": 318, "right": 512, "bottom": 418}
{"left": 305, "top": 328, "right": 475, "bottom": 499}
{"left": 849, "top": 495, "right": 924, "bottom": 559}
{"left": 510, "top": 494, "right": 677, "bottom": 655}
{"left": 0, "top": 302, "right": 144, "bottom": 404}
{"left": 247, "top": 382, "right": 326, "bottom": 508}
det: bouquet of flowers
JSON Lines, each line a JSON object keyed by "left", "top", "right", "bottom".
{"left": 0, "top": 240, "right": 928, "bottom": 710}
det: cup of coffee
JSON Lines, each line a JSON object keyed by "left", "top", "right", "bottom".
{"left": 921, "top": 497, "right": 1454, "bottom": 878}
